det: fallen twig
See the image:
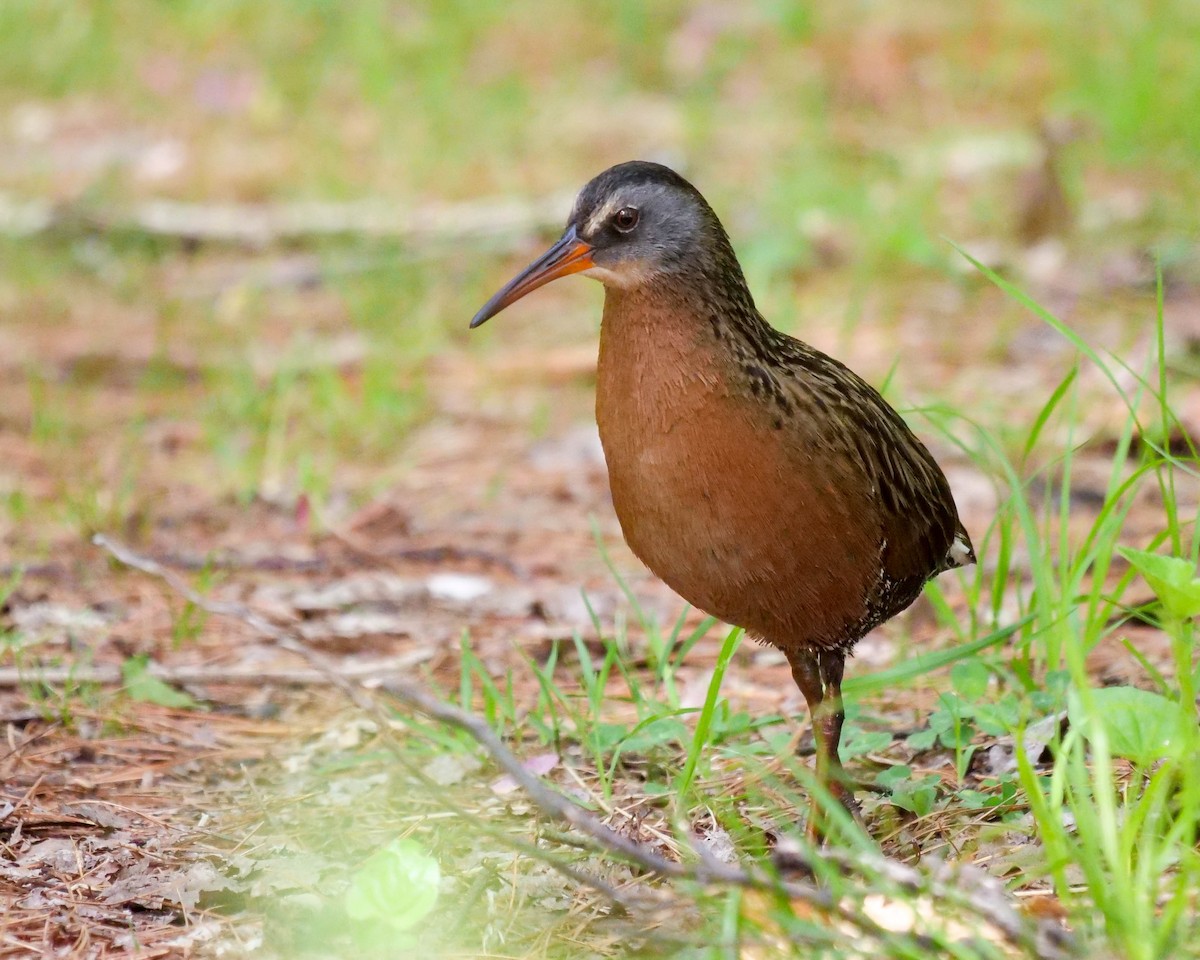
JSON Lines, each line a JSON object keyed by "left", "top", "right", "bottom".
{"left": 92, "top": 535, "right": 641, "bottom": 911}
{"left": 0, "top": 190, "right": 574, "bottom": 246}
{"left": 0, "top": 652, "right": 431, "bottom": 689}
{"left": 320, "top": 526, "right": 525, "bottom": 578}
{"left": 93, "top": 534, "right": 1069, "bottom": 957}
{"left": 93, "top": 537, "right": 779, "bottom": 885}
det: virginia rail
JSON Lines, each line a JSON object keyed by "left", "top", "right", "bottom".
{"left": 470, "top": 161, "right": 974, "bottom": 827}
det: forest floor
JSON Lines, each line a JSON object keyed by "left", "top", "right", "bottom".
{"left": 2, "top": 4, "right": 1200, "bottom": 958}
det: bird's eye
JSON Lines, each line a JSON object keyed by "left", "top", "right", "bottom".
{"left": 613, "top": 207, "right": 639, "bottom": 232}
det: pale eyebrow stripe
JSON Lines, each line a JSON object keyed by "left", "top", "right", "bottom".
{"left": 584, "top": 198, "right": 620, "bottom": 238}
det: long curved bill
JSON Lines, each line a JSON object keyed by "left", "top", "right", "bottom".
{"left": 469, "top": 226, "right": 594, "bottom": 329}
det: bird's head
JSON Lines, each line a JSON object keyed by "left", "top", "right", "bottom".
{"left": 470, "top": 161, "right": 731, "bottom": 329}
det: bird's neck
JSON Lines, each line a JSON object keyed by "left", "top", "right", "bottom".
{"left": 599, "top": 269, "right": 774, "bottom": 357}
{"left": 596, "top": 275, "right": 794, "bottom": 439}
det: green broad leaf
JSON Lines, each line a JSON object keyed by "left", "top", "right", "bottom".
{"left": 344, "top": 838, "right": 440, "bottom": 931}
{"left": 929, "top": 704, "right": 959, "bottom": 730}
{"left": 937, "top": 724, "right": 975, "bottom": 751}
{"left": 957, "top": 788, "right": 999, "bottom": 810}
{"left": 889, "top": 775, "right": 940, "bottom": 816}
{"left": 972, "top": 703, "right": 1016, "bottom": 738}
{"left": 1072, "top": 686, "right": 1183, "bottom": 764}
{"left": 621, "top": 716, "right": 689, "bottom": 753}
{"left": 710, "top": 709, "right": 757, "bottom": 739}
{"left": 950, "top": 660, "right": 990, "bottom": 702}
{"left": 906, "top": 728, "right": 938, "bottom": 751}
{"left": 875, "top": 764, "right": 912, "bottom": 789}
{"left": 1118, "top": 547, "right": 1200, "bottom": 620}
{"left": 762, "top": 730, "right": 800, "bottom": 754}
{"left": 121, "top": 655, "right": 201, "bottom": 709}
{"left": 587, "top": 723, "right": 630, "bottom": 753}
{"left": 839, "top": 727, "right": 893, "bottom": 760}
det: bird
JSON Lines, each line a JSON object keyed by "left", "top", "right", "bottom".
{"left": 469, "top": 161, "right": 974, "bottom": 832}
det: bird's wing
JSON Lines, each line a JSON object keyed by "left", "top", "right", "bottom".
{"left": 771, "top": 337, "right": 970, "bottom": 583}
{"left": 843, "top": 387, "right": 967, "bottom": 582}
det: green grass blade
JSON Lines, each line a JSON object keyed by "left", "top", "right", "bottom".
{"left": 843, "top": 615, "right": 1034, "bottom": 697}
{"left": 677, "top": 627, "right": 743, "bottom": 796}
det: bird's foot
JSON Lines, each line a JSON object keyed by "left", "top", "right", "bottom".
{"left": 804, "top": 777, "right": 863, "bottom": 844}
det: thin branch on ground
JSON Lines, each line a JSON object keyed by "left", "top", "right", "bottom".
{"left": 0, "top": 542, "right": 518, "bottom": 581}
{"left": 0, "top": 654, "right": 431, "bottom": 688}
{"left": 94, "top": 534, "right": 1069, "bottom": 958}
{"left": 93, "top": 535, "right": 641, "bottom": 912}
{"left": 95, "top": 537, "right": 750, "bottom": 885}
{"left": 314, "top": 511, "right": 523, "bottom": 578}
{"left": 0, "top": 190, "right": 574, "bottom": 245}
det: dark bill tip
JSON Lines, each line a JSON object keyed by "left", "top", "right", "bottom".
{"left": 469, "top": 226, "right": 594, "bottom": 329}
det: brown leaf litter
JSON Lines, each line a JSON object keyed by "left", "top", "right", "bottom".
{"left": 1, "top": 706, "right": 285, "bottom": 959}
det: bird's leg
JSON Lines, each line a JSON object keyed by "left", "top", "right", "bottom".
{"left": 815, "top": 648, "right": 851, "bottom": 804}
{"left": 788, "top": 648, "right": 854, "bottom": 838}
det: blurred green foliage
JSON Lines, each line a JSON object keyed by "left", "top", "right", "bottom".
{"left": 0, "top": 0, "right": 1194, "bottom": 531}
